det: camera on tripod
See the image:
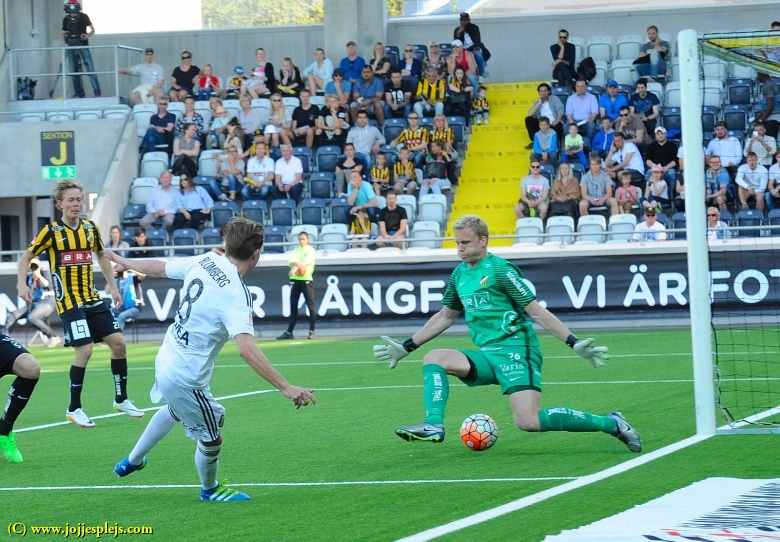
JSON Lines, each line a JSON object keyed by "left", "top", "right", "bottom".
{"left": 64, "top": 2, "right": 82, "bottom": 46}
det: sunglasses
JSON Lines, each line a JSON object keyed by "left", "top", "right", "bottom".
{"left": 182, "top": 55, "right": 191, "bottom": 60}
{"left": 707, "top": 214, "right": 718, "bottom": 217}
{"left": 530, "top": 165, "right": 541, "bottom": 168}
{"left": 272, "top": 99, "right": 281, "bottom": 102}
{"left": 405, "top": 49, "right": 414, "bottom": 52}
{"left": 559, "top": 36, "right": 568, "bottom": 40}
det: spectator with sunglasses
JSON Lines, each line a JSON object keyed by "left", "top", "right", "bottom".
{"left": 550, "top": 30, "right": 577, "bottom": 89}
{"left": 398, "top": 44, "right": 423, "bottom": 88}
{"left": 169, "top": 52, "right": 199, "bottom": 102}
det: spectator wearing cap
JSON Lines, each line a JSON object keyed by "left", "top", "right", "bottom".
{"left": 423, "top": 42, "right": 448, "bottom": 80}
{"left": 550, "top": 29, "right": 577, "bottom": 89}
{"left": 454, "top": 12, "right": 489, "bottom": 77}
{"left": 446, "top": 39, "right": 479, "bottom": 92}
{"left": 168, "top": 51, "right": 200, "bottom": 102}
{"left": 705, "top": 121, "right": 743, "bottom": 179}
{"left": 226, "top": 66, "right": 247, "bottom": 99}
{"left": 643, "top": 164, "right": 671, "bottom": 212}
{"left": 632, "top": 207, "right": 667, "bottom": 243}
{"left": 119, "top": 48, "right": 165, "bottom": 105}
{"left": 645, "top": 126, "right": 678, "bottom": 186}
{"left": 599, "top": 81, "right": 629, "bottom": 121}
{"left": 324, "top": 68, "right": 352, "bottom": 106}
{"left": 302, "top": 48, "right": 334, "bottom": 95}
{"left": 239, "top": 94, "right": 262, "bottom": 135}
{"left": 398, "top": 43, "right": 424, "bottom": 88}
{"left": 340, "top": 41, "right": 366, "bottom": 84}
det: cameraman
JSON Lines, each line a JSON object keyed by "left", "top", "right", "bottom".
{"left": 61, "top": 0, "right": 101, "bottom": 99}
{"left": 1, "top": 258, "right": 60, "bottom": 347}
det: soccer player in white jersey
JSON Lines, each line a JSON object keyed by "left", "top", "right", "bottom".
{"left": 105, "top": 217, "right": 315, "bottom": 502}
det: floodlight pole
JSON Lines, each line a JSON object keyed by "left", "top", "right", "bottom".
{"left": 679, "top": 29, "right": 716, "bottom": 436}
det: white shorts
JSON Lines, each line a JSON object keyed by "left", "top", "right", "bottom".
{"left": 151, "top": 377, "right": 225, "bottom": 442}
{"left": 242, "top": 79, "right": 266, "bottom": 88}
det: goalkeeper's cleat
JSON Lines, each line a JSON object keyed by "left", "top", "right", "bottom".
{"left": 395, "top": 422, "right": 445, "bottom": 443}
{"left": 201, "top": 483, "right": 251, "bottom": 502}
{"left": 66, "top": 407, "right": 95, "bottom": 428}
{"left": 114, "top": 399, "right": 145, "bottom": 418}
{"left": 609, "top": 412, "right": 642, "bottom": 453}
{"left": 0, "top": 432, "right": 23, "bottom": 463}
{"left": 114, "top": 455, "right": 147, "bottom": 477}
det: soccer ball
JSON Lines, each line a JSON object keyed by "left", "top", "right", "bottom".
{"left": 460, "top": 413, "right": 498, "bottom": 451}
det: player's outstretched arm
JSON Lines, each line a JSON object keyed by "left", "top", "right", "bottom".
{"left": 524, "top": 300, "right": 609, "bottom": 368}
{"left": 235, "top": 333, "right": 316, "bottom": 409}
{"left": 373, "top": 306, "right": 460, "bottom": 369}
{"left": 102, "top": 249, "right": 169, "bottom": 278}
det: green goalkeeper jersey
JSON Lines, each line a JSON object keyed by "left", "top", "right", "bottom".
{"left": 442, "top": 253, "right": 539, "bottom": 348}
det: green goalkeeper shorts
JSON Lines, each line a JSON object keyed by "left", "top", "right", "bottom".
{"left": 459, "top": 343, "right": 543, "bottom": 394}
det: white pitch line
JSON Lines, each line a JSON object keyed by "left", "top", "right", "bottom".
{"left": 0, "top": 477, "right": 578, "bottom": 493}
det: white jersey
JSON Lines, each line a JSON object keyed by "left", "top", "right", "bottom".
{"left": 156, "top": 254, "right": 254, "bottom": 389}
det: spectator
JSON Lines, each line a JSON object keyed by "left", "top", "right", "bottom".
{"left": 423, "top": 41, "right": 448, "bottom": 81}
{"left": 604, "top": 132, "right": 645, "bottom": 181}
{"left": 644, "top": 126, "right": 678, "bottom": 185}
{"left": 744, "top": 121, "right": 777, "bottom": 166}
{"left": 674, "top": 174, "right": 685, "bottom": 213}
{"left": 614, "top": 105, "right": 650, "bottom": 150}
{"left": 238, "top": 95, "right": 262, "bottom": 136}
{"left": 324, "top": 69, "right": 352, "bottom": 106}
{"left": 706, "top": 155, "right": 731, "bottom": 212}
{"left": 376, "top": 192, "right": 409, "bottom": 248}
{"left": 634, "top": 25, "right": 669, "bottom": 80}
{"left": 369, "top": 43, "right": 392, "bottom": 81}
{"left": 756, "top": 73, "right": 780, "bottom": 139}
{"left": 195, "top": 64, "right": 220, "bottom": 102}
{"left": 168, "top": 51, "right": 199, "bottom": 102}
{"left": 243, "top": 140, "right": 275, "bottom": 201}
{"left": 225, "top": 66, "right": 246, "bottom": 99}
{"left": 139, "top": 96, "right": 174, "bottom": 155}
{"left": 705, "top": 121, "right": 743, "bottom": 178}
{"left": 277, "top": 58, "right": 304, "bottom": 97}
{"left": 349, "top": 208, "right": 373, "bottom": 249}
{"left": 278, "top": 232, "right": 316, "bottom": 340}
{"left": 174, "top": 96, "right": 204, "bottom": 137}
{"left": 549, "top": 162, "right": 581, "bottom": 218}
{"left": 393, "top": 146, "right": 418, "bottom": 196}
{"left": 562, "top": 122, "right": 588, "bottom": 168}
{"left": 564, "top": 79, "right": 598, "bottom": 141}
{"left": 119, "top": 48, "right": 165, "bottom": 105}
{"left": 414, "top": 68, "right": 446, "bottom": 118}
{"left": 350, "top": 65, "right": 386, "bottom": 124}
{"left": 599, "top": 81, "right": 629, "bottom": 122}
{"left": 446, "top": 66, "right": 473, "bottom": 121}
{"left": 531, "top": 117, "right": 559, "bottom": 167}
{"left": 454, "top": 12, "right": 488, "bottom": 77}
{"left": 173, "top": 175, "right": 213, "bottom": 230}
{"left": 347, "top": 110, "right": 385, "bottom": 165}
{"left": 616, "top": 171, "right": 641, "bottom": 214}
{"left": 213, "top": 145, "right": 245, "bottom": 201}
{"left": 370, "top": 151, "right": 392, "bottom": 196}
{"left": 643, "top": 165, "right": 670, "bottom": 213}
{"left": 171, "top": 123, "right": 200, "bottom": 179}
{"left": 398, "top": 44, "right": 423, "bottom": 88}
{"left": 340, "top": 41, "right": 366, "bottom": 84}
{"left": 419, "top": 140, "right": 453, "bottom": 199}
{"left": 629, "top": 78, "right": 661, "bottom": 134}
{"left": 223, "top": 122, "right": 246, "bottom": 157}
{"left": 767, "top": 148, "right": 780, "bottom": 210}
{"left": 707, "top": 207, "right": 730, "bottom": 241}
{"left": 345, "top": 170, "right": 379, "bottom": 223}
{"left": 128, "top": 227, "right": 154, "bottom": 258}
{"left": 107, "top": 225, "right": 129, "bottom": 255}
{"left": 550, "top": 29, "right": 576, "bottom": 89}
{"left": 472, "top": 85, "right": 490, "bottom": 126}
{"left": 579, "top": 156, "right": 618, "bottom": 216}
{"left": 384, "top": 70, "right": 413, "bottom": 120}
{"left": 2, "top": 257, "right": 59, "bottom": 346}
{"left": 632, "top": 208, "right": 666, "bottom": 242}
{"left": 264, "top": 93, "right": 293, "bottom": 148}
{"left": 242, "top": 47, "right": 275, "bottom": 99}
{"left": 61, "top": 1, "right": 100, "bottom": 99}
{"left": 315, "top": 94, "right": 350, "bottom": 149}
{"left": 446, "top": 40, "right": 479, "bottom": 92}
{"left": 272, "top": 145, "right": 304, "bottom": 203}
{"left": 525, "top": 83, "right": 565, "bottom": 148}
{"left": 514, "top": 160, "right": 550, "bottom": 220}
{"left": 303, "top": 48, "right": 334, "bottom": 96}
{"left": 248, "top": 129, "right": 265, "bottom": 158}
{"left": 390, "top": 113, "right": 429, "bottom": 169}
{"left": 431, "top": 114, "right": 458, "bottom": 159}
{"left": 335, "top": 143, "right": 365, "bottom": 195}
{"left": 205, "top": 105, "right": 229, "bottom": 150}
{"left": 140, "top": 171, "right": 177, "bottom": 231}
{"left": 291, "top": 89, "right": 320, "bottom": 148}
{"left": 736, "top": 152, "right": 769, "bottom": 211}
{"left": 591, "top": 117, "right": 615, "bottom": 159}
{"left": 113, "top": 270, "right": 143, "bottom": 331}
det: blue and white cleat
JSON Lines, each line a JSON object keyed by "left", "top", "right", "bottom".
{"left": 201, "top": 483, "right": 251, "bottom": 502}
{"left": 114, "top": 455, "right": 147, "bottom": 477}
{"left": 395, "top": 422, "right": 445, "bottom": 443}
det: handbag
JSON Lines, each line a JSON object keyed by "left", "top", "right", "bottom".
{"left": 449, "top": 90, "right": 469, "bottom": 105}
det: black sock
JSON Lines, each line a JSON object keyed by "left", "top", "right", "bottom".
{"left": 111, "top": 358, "right": 128, "bottom": 403}
{"left": 69, "top": 365, "right": 86, "bottom": 412}
{"left": 0, "top": 377, "right": 39, "bottom": 436}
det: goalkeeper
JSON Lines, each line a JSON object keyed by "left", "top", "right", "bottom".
{"left": 373, "top": 215, "right": 641, "bottom": 452}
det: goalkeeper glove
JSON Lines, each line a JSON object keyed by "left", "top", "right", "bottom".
{"left": 567, "top": 336, "right": 609, "bottom": 368}
{"left": 372, "top": 336, "right": 418, "bottom": 369}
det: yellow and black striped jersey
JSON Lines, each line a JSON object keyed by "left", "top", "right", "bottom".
{"left": 473, "top": 97, "right": 490, "bottom": 110}
{"left": 396, "top": 127, "right": 430, "bottom": 148}
{"left": 393, "top": 160, "right": 417, "bottom": 182}
{"left": 370, "top": 165, "right": 391, "bottom": 185}
{"left": 28, "top": 219, "right": 104, "bottom": 314}
{"left": 249, "top": 142, "right": 271, "bottom": 158}
{"left": 430, "top": 127, "right": 455, "bottom": 145}
{"left": 416, "top": 79, "right": 446, "bottom": 102}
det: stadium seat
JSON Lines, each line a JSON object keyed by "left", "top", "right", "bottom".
{"left": 410, "top": 221, "right": 440, "bottom": 248}
{"left": 719, "top": 210, "right": 733, "bottom": 225}
{"left": 121, "top": 228, "right": 135, "bottom": 244}
{"left": 198, "top": 150, "right": 223, "bottom": 177}
{"left": 289, "top": 224, "right": 318, "bottom": 244}
{"left": 591, "top": 61, "right": 609, "bottom": 88}
{"left": 194, "top": 100, "right": 212, "bottom": 129}
{"left": 419, "top": 117, "right": 433, "bottom": 129}
{"left": 201, "top": 227, "right": 223, "bottom": 248}
{"left": 736, "top": 209, "right": 764, "bottom": 237}
{"left": 702, "top": 57, "right": 728, "bottom": 80}
{"left": 615, "top": 34, "right": 643, "bottom": 60}
{"left": 122, "top": 204, "right": 146, "bottom": 227}
{"left": 315, "top": 146, "right": 341, "bottom": 173}
{"left": 329, "top": 197, "right": 350, "bottom": 225}
{"left": 309, "top": 172, "right": 334, "bottom": 200}
{"left": 19, "top": 112, "right": 46, "bottom": 122}
{"left": 320, "top": 223, "right": 349, "bottom": 252}
{"left": 171, "top": 228, "right": 199, "bottom": 256}
{"left": 241, "top": 199, "right": 268, "bottom": 224}
{"left": 282, "top": 97, "right": 300, "bottom": 110}
{"left": 43, "top": 111, "right": 71, "bottom": 122}
{"left": 211, "top": 200, "right": 237, "bottom": 228}
{"left": 610, "top": 59, "right": 635, "bottom": 87}
{"left": 722, "top": 104, "right": 749, "bottom": 132}
{"left": 299, "top": 198, "right": 327, "bottom": 226}
{"left": 538, "top": 164, "right": 555, "bottom": 183}
{"left": 446, "top": 117, "right": 467, "bottom": 144}
{"left": 132, "top": 104, "right": 157, "bottom": 138}
{"left": 570, "top": 162, "right": 586, "bottom": 181}
{"left": 727, "top": 78, "right": 753, "bottom": 105}
{"left": 607, "top": 213, "right": 637, "bottom": 243}
{"left": 263, "top": 225, "right": 287, "bottom": 253}
{"left": 222, "top": 99, "right": 240, "bottom": 121}
{"left": 544, "top": 216, "right": 575, "bottom": 245}
{"left": 270, "top": 198, "right": 297, "bottom": 227}
{"left": 728, "top": 129, "right": 745, "bottom": 147}
{"left": 166, "top": 101, "right": 185, "bottom": 123}
{"left": 656, "top": 212, "right": 668, "bottom": 227}
{"left": 378, "top": 144, "right": 399, "bottom": 165}
{"left": 701, "top": 106, "right": 719, "bottom": 134}
{"left": 129, "top": 177, "right": 158, "bottom": 205}
{"left": 568, "top": 36, "right": 585, "bottom": 66}
{"left": 730, "top": 63, "right": 756, "bottom": 80}
{"left": 586, "top": 35, "right": 613, "bottom": 64}
{"left": 193, "top": 174, "right": 215, "bottom": 190}
{"left": 552, "top": 86, "right": 571, "bottom": 109}
{"left": 382, "top": 118, "right": 407, "bottom": 142}
{"left": 103, "top": 107, "right": 130, "bottom": 120}
{"left": 514, "top": 217, "right": 543, "bottom": 245}
{"left": 665, "top": 82, "right": 681, "bottom": 108}
{"left": 670, "top": 212, "right": 687, "bottom": 240}
{"left": 646, "top": 82, "right": 664, "bottom": 104}
{"left": 412, "top": 44, "right": 428, "bottom": 62}
{"left": 576, "top": 215, "right": 607, "bottom": 244}
{"left": 140, "top": 152, "right": 168, "bottom": 179}
{"left": 662, "top": 107, "right": 682, "bottom": 132}
{"left": 700, "top": 79, "right": 724, "bottom": 108}
{"left": 418, "top": 194, "right": 447, "bottom": 226}
{"left": 586, "top": 85, "right": 603, "bottom": 100}
{"left": 386, "top": 45, "right": 400, "bottom": 67}
{"left": 144, "top": 229, "right": 168, "bottom": 250}
{"left": 293, "top": 146, "right": 314, "bottom": 174}
{"left": 309, "top": 95, "right": 326, "bottom": 108}
{"left": 396, "top": 194, "right": 417, "bottom": 225}
{"left": 75, "top": 110, "right": 101, "bottom": 121}
{"left": 767, "top": 209, "right": 780, "bottom": 236}
{"left": 438, "top": 43, "right": 452, "bottom": 58}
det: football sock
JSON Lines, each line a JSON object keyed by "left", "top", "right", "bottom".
{"left": 128, "top": 406, "right": 178, "bottom": 465}
{"left": 195, "top": 443, "right": 221, "bottom": 491}
{"left": 422, "top": 364, "right": 449, "bottom": 426}
{"left": 0, "top": 377, "right": 39, "bottom": 436}
{"left": 538, "top": 407, "right": 618, "bottom": 434}
{"left": 111, "top": 358, "right": 128, "bottom": 403}
{"left": 68, "top": 365, "right": 86, "bottom": 412}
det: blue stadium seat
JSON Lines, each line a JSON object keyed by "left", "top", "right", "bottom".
{"left": 552, "top": 86, "right": 571, "bottom": 108}
{"left": 412, "top": 44, "right": 428, "bottom": 62}
{"left": 329, "top": 197, "right": 350, "bottom": 225}
{"left": 719, "top": 210, "right": 733, "bottom": 225}
{"left": 241, "top": 199, "right": 267, "bottom": 224}
{"left": 316, "top": 146, "right": 341, "bottom": 173}
{"left": 701, "top": 106, "right": 718, "bottom": 134}
{"left": 309, "top": 172, "right": 335, "bottom": 200}
{"left": 263, "top": 225, "right": 287, "bottom": 253}
{"left": 722, "top": 105, "right": 749, "bottom": 133}
{"left": 446, "top": 116, "right": 467, "bottom": 144}
{"left": 201, "top": 227, "right": 223, "bottom": 247}
{"left": 193, "top": 175, "right": 215, "bottom": 189}
{"left": 144, "top": 229, "right": 168, "bottom": 249}
{"left": 122, "top": 204, "right": 145, "bottom": 227}
{"left": 736, "top": 209, "right": 763, "bottom": 237}
{"left": 211, "top": 200, "right": 238, "bottom": 228}
{"left": 299, "top": 198, "right": 327, "bottom": 226}
{"left": 270, "top": 198, "right": 297, "bottom": 227}
{"left": 293, "top": 146, "right": 314, "bottom": 174}
{"left": 378, "top": 144, "right": 399, "bottom": 165}
{"left": 171, "top": 228, "right": 198, "bottom": 256}
{"left": 382, "top": 118, "right": 407, "bottom": 142}
{"left": 727, "top": 78, "right": 753, "bottom": 105}
{"left": 670, "top": 212, "right": 687, "bottom": 240}
{"left": 662, "top": 107, "right": 681, "bottom": 132}
{"left": 121, "top": 228, "right": 135, "bottom": 244}
{"left": 768, "top": 209, "right": 780, "bottom": 236}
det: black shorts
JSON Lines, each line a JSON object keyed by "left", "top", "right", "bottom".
{"left": 0, "top": 335, "right": 29, "bottom": 378}
{"left": 60, "top": 301, "right": 120, "bottom": 347}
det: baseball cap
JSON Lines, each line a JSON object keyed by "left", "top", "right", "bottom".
{"left": 655, "top": 126, "right": 667, "bottom": 133}
{"left": 460, "top": 12, "right": 470, "bottom": 19}
{"left": 144, "top": 48, "right": 154, "bottom": 54}
{"left": 452, "top": 39, "right": 464, "bottom": 48}
{"left": 652, "top": 164, "right": 664, "bottom": 173}
{"left": 346, "top": 41, "right": 357, "bottom": 47}
{"left": 645, "top": 208, "right": 657, "bottom": 216}
{"left": 333, "top": 68, "right": 345, "bottom": 77}
{"left": 254, "top": 129, "right": 263, "bottom": 136}
{"left": 234, "top": 66, "right": 244, "bottom": 75}
{"left": 607, "top": 80, "right": 619, "bottom": 87}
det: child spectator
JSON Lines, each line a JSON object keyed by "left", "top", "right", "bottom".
{"left": 206, "top": 105, "right": 229, "bottom": 149}
{"left": 196, "top": 64, "right": 220, "bottom": 102}
{"left": 371, "top": 151, "right": 392, "bottom": 196}
{"left": 562, "top": 122, "right": 588, "bottom": 168}
{"left": 532, "top": 117, "right": 558, "bottom": 167}
{"left": 472, "top": 85, "right": 490, "bottom": 125}
{"left": 393, "top": 146, "right": 417, "bottom": 196}
{"left": 419, "top": 140, "right": 452, "bottom": 199}
{"left": 226, "top": 66, "right": 246, "bottom": 99}
{"left": 643, "top": 164, "right": 669, "bottom": 213}
{"left": 349, "top": 208, "right": 373, "bottom": 248}
{"left": 592, "top": 117, "right": 615, "bottom": 159}
{"left": 616, "top": 171, "right": 640, "bottom": 214}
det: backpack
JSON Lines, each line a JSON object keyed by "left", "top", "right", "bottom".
{"left": 16, "top": 77, "right": 36, "bottom": 101}
{"left": 577, "top": 57, "right": 596, "bottom": 83}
